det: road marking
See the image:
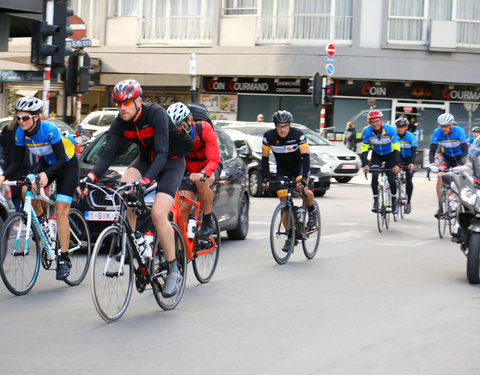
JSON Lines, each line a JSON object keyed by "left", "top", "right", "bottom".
{"left": 321, "top": 230, "right": 371, "bottom": 243}
{"left": 376, "top": 240, "right": 434, "bottom": 247}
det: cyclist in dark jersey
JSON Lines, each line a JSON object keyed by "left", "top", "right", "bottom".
{"left": 262, "top": 110, "right": 317, "bottom": 251}
{"left": 0, "top": 96, "right": 79, "bottom": 281}
{"left": 167, "top": 102, "right": 220, "bottom": 239}
{"left": 78, "top": 80, "right": 193, "bottom": 298}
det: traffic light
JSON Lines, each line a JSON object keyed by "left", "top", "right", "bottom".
{"left": 78, "top": 65, "right": 95, "bottom": 94}
{"left": 310, "top": 72, "right": 323, "bottom": 107}
{"left": 66, "top": 51, "right": 95, "bottom": 95}
{"left": 52, "top": 1, "right": 74, "bottom": 65}
{"left": 323, "top": 84, "right": 334, "bottom": 106}
{"left": 30, "top": 20, "right": 59, "bottom": 65}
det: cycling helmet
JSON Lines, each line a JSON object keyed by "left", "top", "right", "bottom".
{"left": 14, "top": 96, "right": 43, "bottom": 114}
{"left": 437, "top": 113, "right": 455, "bottom": 126}
{"left": 395, "top": 118, "right": 409, "bottom": 127}
{"left": 167, "top": 102, "right": 191, "bottom": 126}
{"left": 272, "top": 110, "right": 293, "bottom": 124}
{"left": 472, "top": 127, "right": 480, "bottom": 133}
{"left": 112, "top": 79, "right": 143, "bottom": 103}
{"left": 367, "top": 110, "right": 383, "bottom": 120}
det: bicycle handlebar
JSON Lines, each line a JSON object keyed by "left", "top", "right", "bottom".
{"left": 3, "top": 178, "right": 50, "bottom": 202}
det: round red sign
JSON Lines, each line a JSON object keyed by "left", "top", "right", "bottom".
{"left": 403, "top": 106, "right": 413, "bottom": 114}
{"left": 367, "top": 99, "right": 376, "bottom": 106}
{"left": 325, "top": 43, "right": 335, "bottom": 57}
{"left": 70, "top": 15, "right": 87, "bottom": 40}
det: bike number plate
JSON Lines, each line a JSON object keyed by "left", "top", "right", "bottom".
{"left": 84, "top": 211, "right": 117, "bottom": 221}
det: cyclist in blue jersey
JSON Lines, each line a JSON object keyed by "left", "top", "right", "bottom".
{"left": 429, "top": 113, "right": 468, "bottom": 218}
{"left": 467, "top": 127, "right": 480, "bottom": 146}
{"left": 0, "top": 97, "right": 78, "bottom": 280}
{"left": 361, "top": 110, "right": 401, "bottom": 214}
{"left": 395, "top": 117, "right": 417, "bottom": 214}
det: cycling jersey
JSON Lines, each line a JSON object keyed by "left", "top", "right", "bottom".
{"left": 262, "top": 127, "right": 308, "bottom": 176}
{"left": 185, "top": 121, "right": 220, "bottom": 177}
{"left": 430, "top": 126, "right": 466, "bottom": 157}
{"left": 361, "top": 124, "right": 400, "bottom": 156}
{"left": 467, "top": 135, "right": 477, "bottom": 146}
{"left": 399, "top": 130, "right": 418, "bottom": 158}
{"left": 91, "top": 103, "right": 193, "bottom": 182}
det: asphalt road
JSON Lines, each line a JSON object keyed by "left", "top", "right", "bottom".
{"left": 1, "top": 172, "right": 479, "bottom": 375}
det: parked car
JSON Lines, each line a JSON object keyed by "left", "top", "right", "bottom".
{"left": 80, "top": 108, "right": 118, "bottom": 141}
{"left": 73, "top": 127, "right": 249, "bottom": 241}
{"left": 220, "top": 124, "right": 331, "bottom": 197}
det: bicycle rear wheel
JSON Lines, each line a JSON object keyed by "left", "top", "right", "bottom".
{"left": 193, "top": 212, "right": 220, "bottom": 283}
{"left": 438, "top": 190, "right": 448, "bottom": 239}
{"left": 64, "top": 208, "right": 91, "bottom": 286}
{"left": 377, "top": 189, "right": 386, "bottom": 233}
{"left": 270, "top": 201, "right": 295, "bottom": 264}
{"left": 302, "top": 201, "right": 320, "bottom": 260}
{"left": 152, "top": 223, "right": 187, "bottom": 311}
{"left": 447, "top": 192, "right": 458, "bottom": 236}
{"left": 90, "top": 225, "right": 134, "bottom": 323}
{"left": 0, "top": 213, "right": 41, "bottom": 296}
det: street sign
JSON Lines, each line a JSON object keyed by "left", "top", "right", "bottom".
{"left": 403, "top": 106, "right": 413, "bottom": 113}
{"left": 464, "top": 103, "right": 479, "bottom": 112}
{"left": 66, "top": 39, "right": 92, "bottom": 48}
{"left": 325, "top": 56, "right": 335, "bottom": 64}
{"left": 326, "top": 43, "right": 336, "bottom": 57}
{"left": 367, "top": 99, "right": 376, "bottom": 106}
{"left": 70, "top": 15, "right": 87, "bottom": 40}
{"left": 325, "top": 63, "right": 334, "bottom": 76}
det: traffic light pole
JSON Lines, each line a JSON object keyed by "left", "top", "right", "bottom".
{"left": 42, "top": 0, "right": 55, "bottom": 119}
{"left": 75, "top": 53, "right": 84, "bottom": 148}
{"left": 320, "top": 75, "right": 327, "bottom": 136}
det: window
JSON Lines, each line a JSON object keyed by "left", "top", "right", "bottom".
{"left": 223, "top": 0, "right": 257, "bottom": 16}
{"left": 68, "top": 0, "right": 102, "bottom": 39}
{"left": 257, "top": 0, "right": 353, "bottom": 44}
{"left": 108, "top": 0, "right": 141, "bottom": 17}
{"left": 387, "top": 0, "right": 480, "bottom": 47}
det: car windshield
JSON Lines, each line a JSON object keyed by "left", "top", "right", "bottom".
{"left": 299, "top": 128, "right": 332, "bottom": 146}
{"left": 247, "top": 135, "right": 263, "bottom": 153}
{"left": 83, "top": 132, "right": 140, "bottom": 166}
{"left": 49, "top": 119, "right": 76, "bottom": 135}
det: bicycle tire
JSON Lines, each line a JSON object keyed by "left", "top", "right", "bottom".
{"left": 90, "top": 225, "right": 134, "bottom": 323}
{"left": 377, "top": 189, "right": 385, "bottom": 233}
{"left": 64, "top": 208, "right": 91, "bottom": 286}
{"left": 270, "top": 201, "right": 295, "bottom": 264}
{"left": 0, "top": 213, "right": 41, "bottom": 296}
{"left": 438, "top": 189, "right": 448, "bottom": 239}
{"left": 302, "top": 201, "right": 320, "bottom": 260}
{"left": 152, "top": 222, "right": 187, "bottom": 311}
{"left": 193, "top": 212, "right": 220, "bottom": 283}
{"left": 447, "top": 192, "right": 458, "bottom": 236}
{"left": 467, "top": 232, "right": 480, "bottom": 284}
{"left": 399, "top": 180, "right": 406, "bottom": 219}
{"left": 384, "top": 184, "right": 391, "bottom": 228}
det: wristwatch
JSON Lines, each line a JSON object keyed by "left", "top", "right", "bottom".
{"left": 200, "top": 170, "right": 208, "bottom": 178}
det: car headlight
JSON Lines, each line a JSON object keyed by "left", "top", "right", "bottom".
{"left": 321, "top": 164, "right": 332, "bottom": 174}
{"left": 318, "top": 153, "right": 337, "bottom": 162}
{"left": 461, "top": 188, "right": 476, "bottom": 206}
{"left": 269, "top": 164, "right": 277, "bottom": 173}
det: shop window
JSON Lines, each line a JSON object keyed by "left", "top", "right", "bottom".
{"left": 223, "top": 0, "right": 257, "bottom": 16}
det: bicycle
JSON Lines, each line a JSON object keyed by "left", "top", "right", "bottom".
{"left": 269, "top": 177, "right": 321, "bottom": 265}
{"left": 169, "top": 177, "right": 220, "bottom": 283}
{"left": 88, "top": 181, "right": 187, "bottom": 323}
{"left": 368, "top": 166, "right": 394, "bottom": 233}
{"left": 0, "top": 177, "right": 91, "bottom": 296}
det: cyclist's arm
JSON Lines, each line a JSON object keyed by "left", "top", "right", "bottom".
{"left": 460, "top": 142, "right": 468, "bottom": 159}
{"left": 429, "top": 143, "right": 438, "bottom": 164}
{"left": 200, "top": 124, "right": 220, "bottom": 177}
{"left": 144, "top": 109, "right": 170, "bottom": 182}
{"left": 299, "top": 144, "right": 310, "bottom": 178}
{"left": 90, "top": 125, "right": 124, "bottom": 183}
{"left": 261, "top": 145, "right": 270, "bottom": 180}
{"left": 42, "top": 140, "right": 67, "bottom": 178}
{"left": 409, "top": 146, "right": 417, "bottom": 166}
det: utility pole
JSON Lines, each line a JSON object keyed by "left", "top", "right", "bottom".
{"left": 190, "top": 53, "right": 197, "bottom": 103}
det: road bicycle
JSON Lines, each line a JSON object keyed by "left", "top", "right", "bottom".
{"left": 269, "top": 177, "right": 320, "bottom": 265}
{"left": 169, "top": 178, "right": 220, "bottom": 283}
{"left": 0, "top": 177, "right": 91, "bottom": 296}
{"left": 88, "top": 182, "right": 187, "bottom": 322}
{"left": 369, "top": 166, "right": 395, "bottom": 233}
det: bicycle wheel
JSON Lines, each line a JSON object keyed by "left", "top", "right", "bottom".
{"left": 399, "top": 179, "right": 406, "bottom": 219}
{"left": 270, "top": 201, "right": 295, "bottom": 265}
{"left": 447, "top": 192, "right": 458, "bottom": 236}
{"left": 64, "top": 208, "right": 91, "bottom": 287}
{"left": 376, "top": 189, "right": 385, "bottom": 233}
{"left": 90, "top": 225, "right": 134, "bottom": 323}
{"left": 152, "top": 223, "right": 187, "bottom": 311}
{"left": 384, "top": 185, "right": 391, "bottom": 228}
{"left": 0, "top": 213, "right": 41, "bottom": 296}
{"left": 302, "top": 201, "right": 320, "bottom": 260}
{"left": 193, "top": 212, "right": 220, "bottom": 283}
{"left": 438, "top": 189, "right": 448, "bottom": 239}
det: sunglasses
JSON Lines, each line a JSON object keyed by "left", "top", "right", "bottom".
{"left": 115, "top": 100, "right": 135, "bottom": 108}
{"left": 276, "top": 124, "right": 290, "bottom": 129}
{"left": 16, "top": 115, "right": 35, "bottom": 122}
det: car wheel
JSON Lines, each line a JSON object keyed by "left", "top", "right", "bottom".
{"left": 315, "top": 189, "right": 327, "bottom": 197}
{"left": 335, "top": 176, "right": 353, "bottom": 183}
{"left": 249, "top": 170, "right": 263, "bottom": 197}
{"left": 227, "top": 193, "right": 249, "bottom": 240}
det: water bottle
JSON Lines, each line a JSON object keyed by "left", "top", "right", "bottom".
{"left": 48, "top": 216, "right": 57, "bottom": 242}
{"left": 39, "top": 216, "right": 55, "bottom": 260}
{"left": 187, "top": 218, "right": 197, "bottom": 239}
{"left": 132, "top": 231, "right": 147, "bottom": 262}
{"left": 143, "top": 231, "right": 154, "bottom": 260}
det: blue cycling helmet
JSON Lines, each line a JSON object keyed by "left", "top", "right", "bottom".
{"left": 437, "top": 113, "right": 455, "bottom": 126}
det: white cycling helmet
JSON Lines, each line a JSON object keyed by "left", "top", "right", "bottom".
{"left": 437, "top": 113, "right": 455, "bottom": 126}
{"left": 15, "top": 96, "right": 43, "bottom": 114}
{"left": 167, "top": 102, "right": 190, "bottom": 126}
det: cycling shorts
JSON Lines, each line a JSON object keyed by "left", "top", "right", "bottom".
{"left": 179, "top": 163, "right": 221, "bottom": 194}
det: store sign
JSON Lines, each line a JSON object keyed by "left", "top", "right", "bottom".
{"left": 203, "top": 76, "right": 310, "bottom": 95}
{"left": 0, "top": 70, "right": 57, "bottom": 83}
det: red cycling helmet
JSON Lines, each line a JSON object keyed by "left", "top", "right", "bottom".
{"left": 367, "top": 110, "right": 383, "bottom": 120}
{"left": 112, "top": 79, "right": 143, "bottom": 103}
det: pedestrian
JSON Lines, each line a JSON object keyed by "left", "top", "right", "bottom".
{"left": 343, "top": 121, "right": 358, "bottom": 152}
{"left": 257, "top": 113, "right": 264, "bottom": 122}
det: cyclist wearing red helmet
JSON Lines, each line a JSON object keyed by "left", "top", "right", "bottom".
{"left": 361, "top": 110, "right": 401, "bottom": 213}
{"left": 78, "top": 79, "right": 193, "bottom": 298}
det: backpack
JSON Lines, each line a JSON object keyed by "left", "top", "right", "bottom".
{"left": 188, "top": 104, "right": 214, "bottom": 146}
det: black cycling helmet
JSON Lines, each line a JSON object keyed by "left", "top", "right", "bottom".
{"left": 472, "top": 127, "right": 480, "bottom": 133}
{"left": 272, "top": 110, "right": 293, "bottom": 124}
{"left": 395, "top": 117, "right": 409, "bottom": 127}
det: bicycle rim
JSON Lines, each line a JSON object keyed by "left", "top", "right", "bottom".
{"left": 302, "top": 201, "right": 320, "bottom": 260}
{"left": 153, "top": 223, "right": 187, "bottom": 311}
{"left": 447, "top": 194, "right": 458, "bottom": 236}
{"left": 193, "top": 212, "right": 220, "bottom": 283}
{"left": 376, "top": 190, "right": 385, "bottom": 233}
{"left": 438, "top": 191, "right": 448, "bottom": 239}
{"left": 64, "top": 208, "right": 91, "bottom": 286}
{"left": 270, "top": 202, "right": 295, "bottom": 264}
{"left": 90, "top": 226, "right": 133, "bottom": 323}
{"left": 399, "top": 182, "right": 406, "bottom": 219}
{"left": 0, "top": 213, "right": 41, "bottom": 296}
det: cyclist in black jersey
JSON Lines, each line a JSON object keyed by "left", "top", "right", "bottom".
{"left": 0, "top": 97, "right": 79, "bottom": 280}
{"left": 262, "top": 110, "right": 317, "bottom": 251}
{"left": 78, "top": 79, "right": 193, "bottom": 298}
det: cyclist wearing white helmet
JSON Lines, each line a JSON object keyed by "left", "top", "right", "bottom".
{"left": 429, "top": 112, "right": 467, "bottom": 218}
{"left": 167, "top": 102, "right": 220, "bottom": 239}
{"left": 0, "top": 96, "right": 78, "bottom": 281}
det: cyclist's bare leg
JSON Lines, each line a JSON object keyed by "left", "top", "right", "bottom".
{"left": 437, "top": 171, "right": 444, "bottom": 202}
{"left": 55, "top": 200, "right": 71, "bottom": 254}
{"left": 276, "top": 189, "right": 290, "bottom": 229}
{"left": 151, "top": 192, "right": 175, "bottom": 262}
{"left": 299, "top": 186, "right": 314, "bottom": 206}
{"left": 196, "top": 176, "right": 214, "bottom": 215}
{"left": 179, "top": 190, "right": 195, "bottom": 227}
{"left": 121, "top": 167, "right": 142, "bottom": 230}
{"left": 22, "top": 185, "right": 45, "bottom": 217}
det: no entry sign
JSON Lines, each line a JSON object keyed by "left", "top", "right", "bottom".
{"left": 325, "top": 43, "right": 336, "bottom": 57}
{"left": 70, "top": 15, "right": 87, "bottom": 40}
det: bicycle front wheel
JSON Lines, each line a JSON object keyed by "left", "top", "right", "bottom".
{"left": 399, "top": 179, "right": 406, "bottom": 219}
{"left": 438, "top": 190, "right": 448, "bottom": 239}
{"left": 152, "top": 223, "right": 187, "bottom": 311}
{"left": 302, "top": 201, "right": 320, "bottom": 260}
{"left": 377, "top": 189, "right": 385, "bottom": 233}
{"left": 64, "top": 208, "right": 91, "bottom": 286}
{"left": 270, "top": 201, "right": 295, "bottom": 265}
{"left": 90, "top": 225, "right": 134, "bottom": 323}
{"left": 0, "top": 213, "right": 41, "bottom": 296}
{"left": 193, "top": 212, "right": 220, "bottom": 283}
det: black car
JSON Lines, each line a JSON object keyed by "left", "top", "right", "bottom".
{"left": 74, "top": 127, "right": 249, "bottom": 241}
{"left": 222, "top": 126, "right": 331, "bottom": 197}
